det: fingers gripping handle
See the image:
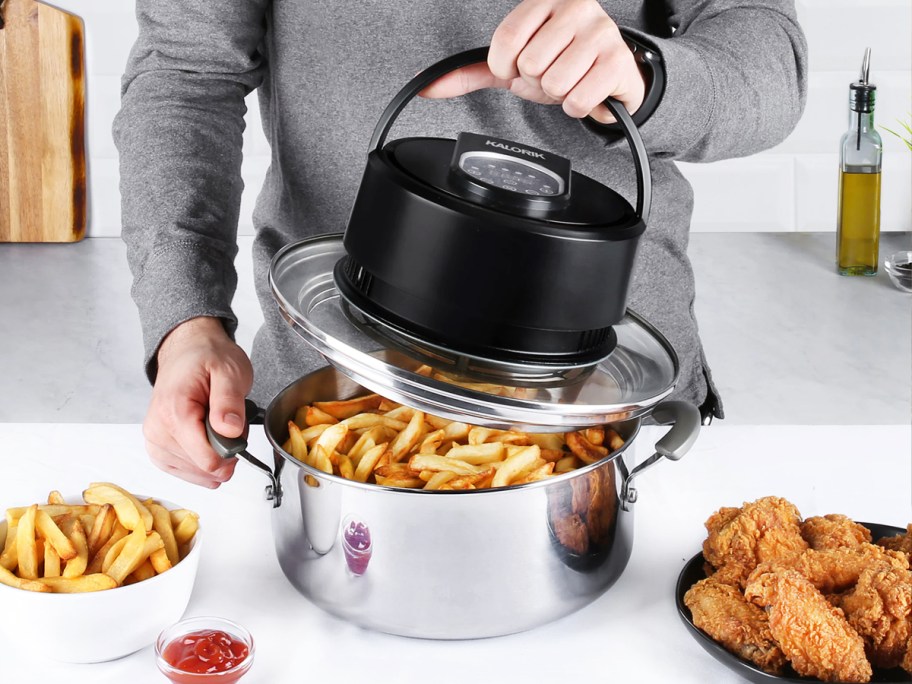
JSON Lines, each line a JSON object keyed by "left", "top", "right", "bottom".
{"left": 205, "top": 399, "right": 262, "bottom": 458}
{"left": 622, "top": 401, "right": 700, "bottom": 509}
{"left": 205, "top": 400, "right": 281, "bottom": 507}
{"left": 368, "top": 46, "right": 651, "bottom": 223}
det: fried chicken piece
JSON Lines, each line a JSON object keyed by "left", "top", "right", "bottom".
{"left": 706, "top": 561, "right": 749, "bottom": 586}
{"left": 745, "top": 567, "right": 872, "bottom": 683}
{"left": 877, "top": 524, "right": 912, "bottom": 562}
{"left": 904, "top": 636, "right": 912, "bottom": 674}
{"left": 703, "top": 497, "right": 808, "bottom": 585}
{"left": 833, "top": 561, "right": 912, "bottom": 669}
{"left": 793, "top": 544, "right": 909, "bottom": 594}
{"left": 684, "top": 575, "right": 787, "bottom": 674}
{"left": 801, "top": 514, "right": 872, "bottom": 550}
{"left": 704, "top": 506, "right": 741, "bottom": 539}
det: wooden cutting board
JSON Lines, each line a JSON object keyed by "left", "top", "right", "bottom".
{"left": 0, "top": 0, "right": 86, "bottom": 242}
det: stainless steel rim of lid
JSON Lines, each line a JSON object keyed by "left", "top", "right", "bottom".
{"left": 268, "top": 235, "right": 679, "bottom": 431}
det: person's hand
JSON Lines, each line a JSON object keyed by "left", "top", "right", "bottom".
{"left": 421, "top": 0, "right": 644, "bottom": 123}
{"left": 143, "top": 316, "right": 253, "bottom": 488}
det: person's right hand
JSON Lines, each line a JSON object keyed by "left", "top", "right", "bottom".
{"left": 143, "top": 316, "right": 254, "bottom": 488}
{"left": 420, "top": 0, "right": 644, "bottom": 124}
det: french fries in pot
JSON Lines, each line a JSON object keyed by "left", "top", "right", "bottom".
{"left": 280, "top": 390, "right": 627, "bottom": 491}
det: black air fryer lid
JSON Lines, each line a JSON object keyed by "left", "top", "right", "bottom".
{"left": 335, "top": 47, "right": 652, "bottom": 373}
{"left": 268, "top": 47, "right": 678, "bottom": 431}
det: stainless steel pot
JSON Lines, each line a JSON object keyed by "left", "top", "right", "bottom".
{"left": 208, "top": 365, "right": 699, "bottom": 639}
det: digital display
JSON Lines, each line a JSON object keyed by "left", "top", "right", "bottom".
{"left": 458, "top": 153, "right": 564, "bottom": 197}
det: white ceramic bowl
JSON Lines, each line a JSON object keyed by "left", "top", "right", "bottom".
{"left": 0, "top": 496, "right": 201, "bottom": 663}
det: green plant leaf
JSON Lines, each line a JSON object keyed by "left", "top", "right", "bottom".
{"left": 882, "top": 114, "right": 912, "bottom": 151}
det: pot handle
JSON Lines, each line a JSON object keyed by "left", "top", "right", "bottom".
{"left": 368, "top": 46, "right": 651, "bottom": 224}
{"left": 205, "top": 399, "right": 282, "bottom": 507}
{"left": 621, "top": 400, "right": 700, "bottom": 509}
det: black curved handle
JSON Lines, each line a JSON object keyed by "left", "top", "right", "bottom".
{"left": 369, "top": 47, "right": 490, "bottom": 151}
{"left": 205, "top": 399, "right": 281, "bottom": 507}
{"left": 368, "top": 46, "right": 651, "bottom": 224}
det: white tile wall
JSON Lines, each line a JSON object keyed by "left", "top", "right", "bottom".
{"left": 65, "top": 1, "right": 911, "bottom": 237}
{"left": 797, "top": 0, "right": 912, "bottom": 72}
{"left": 677, "top": 156, "right": 797, "bottom": 232}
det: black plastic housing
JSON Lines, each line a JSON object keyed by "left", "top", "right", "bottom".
{"left": 337, "top": 136, "right": 645, "bottom": 366}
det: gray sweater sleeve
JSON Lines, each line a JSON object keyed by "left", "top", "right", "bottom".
{"left": 112, "top": 0, "right": 269, "bottom": 382}
{"left": 627, "top": 0, "right": 808, "bottom": 161}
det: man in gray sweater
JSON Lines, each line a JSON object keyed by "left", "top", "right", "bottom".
{"left": 114, "top": 0, "right": 807, "bottom": 487}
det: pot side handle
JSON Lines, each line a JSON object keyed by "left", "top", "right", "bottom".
{"left": 621, "top": 400, "right": 700, "bottom": 509}
{"left": 205, "top": 399, "right": 282, "bottom": 507}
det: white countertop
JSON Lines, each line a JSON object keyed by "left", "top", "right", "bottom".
{"left": 1, "top": 422, "right": 909, "bottom": 684}
{"left": 1, "top": 232, "right": 909, "bottom": 426}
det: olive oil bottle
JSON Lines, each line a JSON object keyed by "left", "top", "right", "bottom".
{"left": 837, "top": 48, "right": 882, "bottom": 276}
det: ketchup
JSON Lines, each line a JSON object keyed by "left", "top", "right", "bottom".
{"left": 162, "top": 629, "right": 250, "bottom": 682}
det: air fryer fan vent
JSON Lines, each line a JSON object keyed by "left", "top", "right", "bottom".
{"left": 578, "top": 327, "right": 612, "bottom": 352}
{"left": 342, "top": 255, "right": 373, "bottom": 296}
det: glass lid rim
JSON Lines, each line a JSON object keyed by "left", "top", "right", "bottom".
{"left": 268, "top": 235, "right": 679, "bottom": 421}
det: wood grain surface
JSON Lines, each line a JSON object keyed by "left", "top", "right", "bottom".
{"left": 0, "top": 0, "right": 86, "bottom": 242}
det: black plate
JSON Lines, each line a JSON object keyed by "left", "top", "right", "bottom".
{"left": 675, "top": 522, "right": 910, "bottom": 684}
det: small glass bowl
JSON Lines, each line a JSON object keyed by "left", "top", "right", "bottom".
{"left": 885, "top": 250, "right": 912, "bottom": 293}
{"left": 155, "top": 616, "right": 254, "bottom": 684}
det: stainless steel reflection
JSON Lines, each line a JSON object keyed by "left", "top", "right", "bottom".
{"left": 256, "top": 366, "right": 692, "bottom": 640}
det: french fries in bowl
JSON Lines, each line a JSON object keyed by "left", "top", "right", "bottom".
{"left": 0, "top": 483, "right": 201, "bottom": 663}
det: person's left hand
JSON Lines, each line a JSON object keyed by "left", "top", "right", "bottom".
{"left": 421, "top": 0, "right": 645, "bottom": 123}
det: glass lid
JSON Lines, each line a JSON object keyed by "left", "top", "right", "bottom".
{"left": 269, "top": 235, "right": 679, "bottom": 431}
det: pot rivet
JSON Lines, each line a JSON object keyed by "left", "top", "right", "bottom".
{"left": 264, "top": 485, "right": 275, "bottom": 501}
{"left": 625, "top": 488, "right": 638, "bottom": 504}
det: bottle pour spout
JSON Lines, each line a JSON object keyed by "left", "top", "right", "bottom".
{"left": 859, "top": 47, "right": 871, "bottom": 85}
